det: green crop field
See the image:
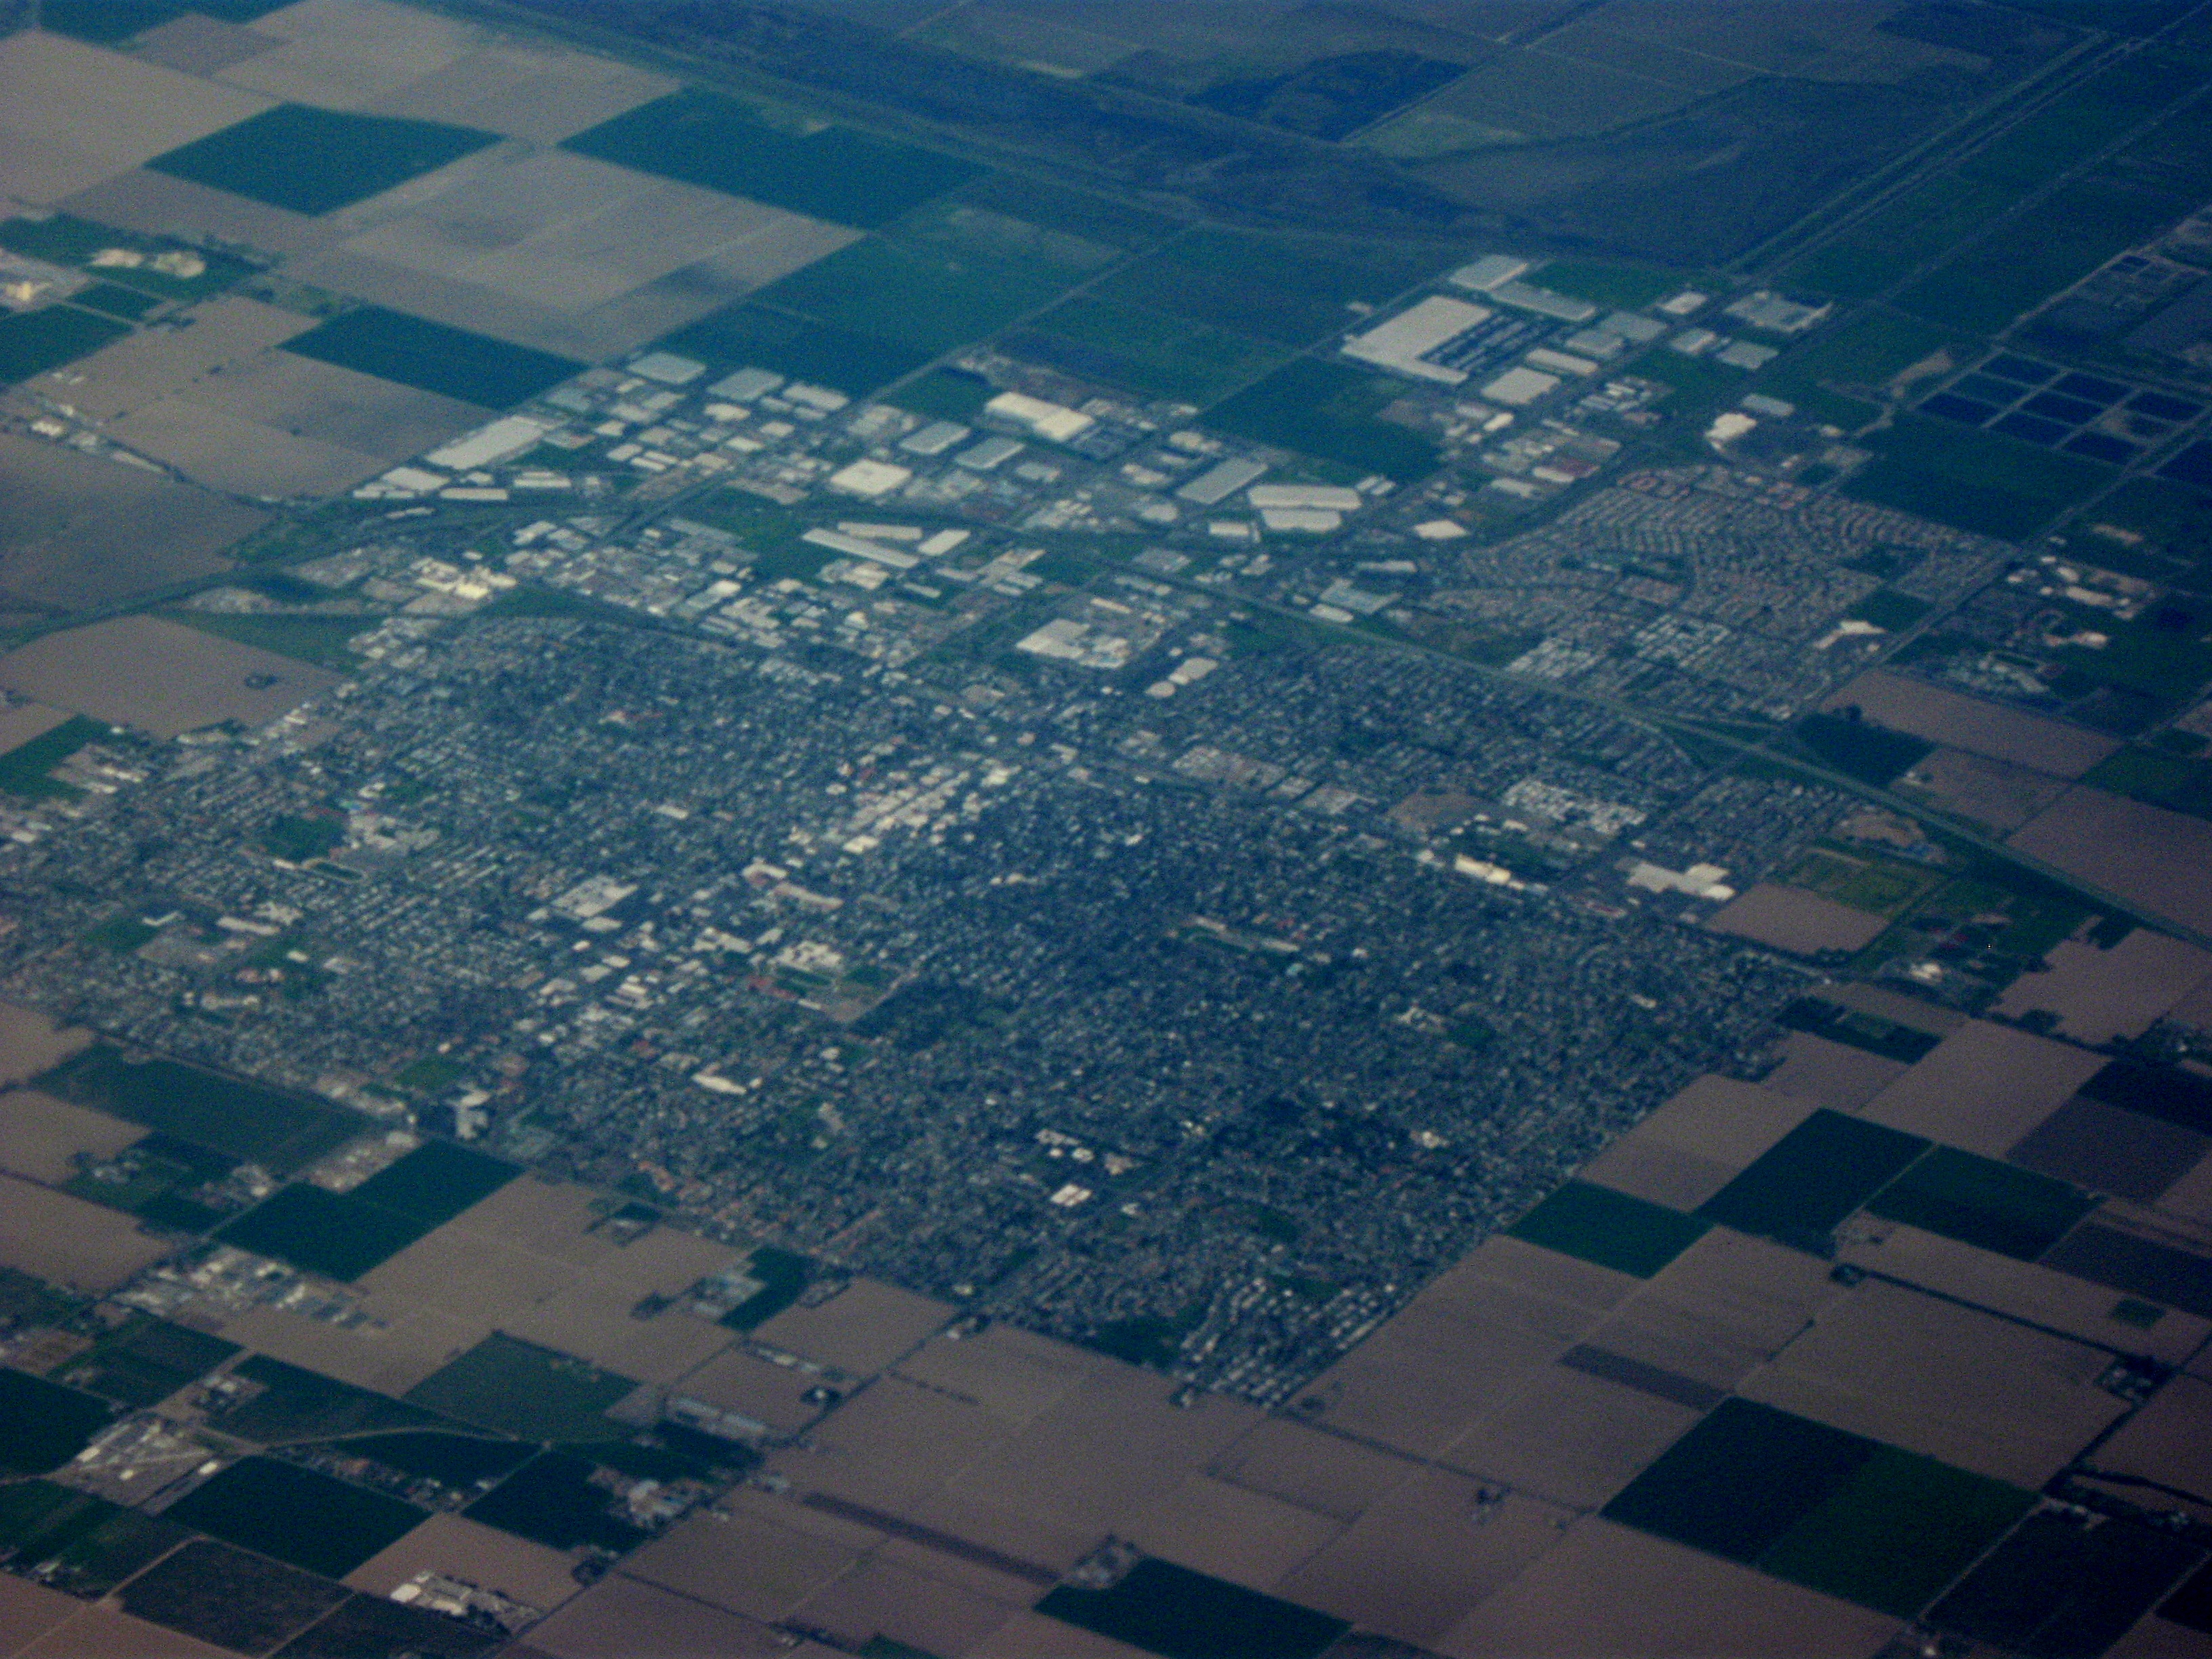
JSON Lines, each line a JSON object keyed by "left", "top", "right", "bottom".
{"left": 0, "top": 305, "right": 129, "bottom": 384}
{"left": 41, "top": 0, "right": 288, "bottom": 41}
{"left": 1018, "top": 295, "right": 1290, "bottom": 405}
{"left": 1206, "top": 359, "right": 1441, "bottom": 482}
{"left": 889, "top": 366, "right": 996, "bottom": 421}
{"left": 0, "top": 716, "right": 106, "bottom": 799}
{"left": 216, "top": 1185, "right": 430, "bottom": 1281}
{"left": 209, "top": 1357, "right": 445, "bottom": 1443}
{"left": 1698, "top": 1109, "right": 1928, "bottom": 1250}
{"left": 1507, "top": 1181, "right": 1709, "bottom": 1278}
{"left": 1901, "top": 182, "right": 2187, "bottom": 334}
{"left": 563, "top": 90, "right": 981, "bottom": 228}
{"left": 754, "top": 234, "right": 1080, "bottom": 356}
{"left": 1845, "top": 415, "right": 2111, "bottom": 541}
{"left": 0, "top": 215, "right": 253, "bottom": 303}
{"left": 39, "top": 1046, "right": 362, "bottom": 1175}
{"left": 1533, "top": 260, "right": 1675, "bottom": 308}
{"left": 148, "top": 105, "right": 499, "bottom": 216}
{"left": 283, "top": 308, "right": 581, "bottom": 408}
{"left": 1786, "top": 178, "right": 2022, "bottom": 298}
{"left": 661, "top": 304, "right": 929, "bottom": 395}
{"left": 405, "top": 1334, "right": 637, "bottom": 1441}
{"left": 166, "top": 1458, "right": 423, "bottom": 1579}
{"left": 1865, "top": 1147, "right": 2097, "bottom": 1261}
{"left": 163, "top": 611, "right": 373, "bottom": 672}
{"left": 0, "top": 1370, "right": 112, "bottom": 1476}
{"left": 1092, "top": 228, "right": 1448, "bottom": 346}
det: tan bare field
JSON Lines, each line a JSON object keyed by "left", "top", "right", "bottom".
{"left": 1760, "top": 1030, "right": 1908, "bottom": 1111}
{"left": 790, "top": 1555, "right": 1020, "bottom": 1659}
{"left": 501, "top": 1284, "right": 734, "bottom": 1387}
{"left": 969, "top": 1610, "right": 1151, "bottom": 1659}
{"left": 40, "top": 296, "right": 317, "bottom": 424}
{"left": 754, "top": 1279, "right": 953, "bottom": 1377}
{"left": 0, "top": 1172, "right": 171, "bottom": 1292}
{"left": 666, "top": 1347, "right": 825, "bottom": 1435}
{"left": 1452, "top": 1233, "right": 1643, "bottom": 1315}
{"left": 2012, "top": 1094, "right": 2209, "bottom": 1202}
{"left": 1622, "top": 1228, "right": 1848, "bottom": 1376}
{"left": 133, "top": 13, "right": 287, "bottom": 76}
{"left": 429, "top": 1175, "right": 623, "bottom": 1267}
{"left": 0, "top": 703, "right": 69, "bottom": 756}
{"left": 1578, "top": 1073, "right": 1815, "bottom": 1210}
{"left": 184, "top": 349, "right": 489, "bottom": 457}
{"left": 2011, "top": 786, "right": 2212, "bottom": 938}
{"left": 624, "top": 1506, "right": 863, "bottom": 1622}
{"left": 1207, "top": 1417, "right": 1420, "bottom": 1525}
{"left": 1838, "top": 1221, "right": 2210, "bottom": 1368}
{"left": 0, "top": 1088, "right": 142, "bottom": 1185}
{"left": 1860, "top": 1018, "right": 2104, "bottom": 1155}
{"left": 0, "top": 435, "right": 266, "bottom": 611}
{"left": 1446, "top": 1366, "right": 1701, "bottom": 1510}
{"left": 58, "top": 169, "right": 342, "bottom": 262}
{"left": 344, "top": 1512, "right": 583, "bottom": 1614}
{"left": 0, "top": 1003, "right": 92, "bottom": 1085}
{"left": 782, "top": 1374, "right": 1008, "bottom": 1514}
{"left": 109, "top": 396, "right": 387, "bottom": 499}
{"left": 1820, "top": 980, "right": 1967, "bottom": 1033}
{"left": 1896, "top": 744, "right": 2072, "bottom": 832}
{"left": 2086, "top": 1374, "right": 2212, "bottom": 1524}
{"left": 0, "top": 616, "right": 340, "bottom": 739}
{"left": 213, "top": 0, "right": 478, "bottom": 108}
{"left": 18, "top": 1604, "right": 237, "bottom": 1659}
{"left": 1433, "top": 1518, "right": 1896, "bottom": 1659}
{"left": 525, "top": 1573, "right": 792, "bottom": 1659}
{"left": 295, "top": 148, "right": 857, "bottom": 359}
{"left": 2106, "top": 1612, "right": 2212, "bottom": 1659}
{"left": 2154, "top": 1153, "right": 2212, "bottom": 1230}
{"left": 213, "top": 1297, "right": 487, "bottom": 1397}
{"left": 365, "top": 41, "right": 674, "bottom": 142}
{"left": 947, "top": 1367, "right": 1261, "bottom": 1541}
{"left": 1300, "top": 1271, "right": 1613, "bottom": 1460}
{"left": 0, "top": 31, "right": 272, "bottom": 205}
{"left": 1706, "top": 882, "right": 1888, "bottom": 954}
{"left": 1122, "top": 1473, "right": 1340, "bottom": 1591}
{"left": 1998, "top": 928, "right": 2212, "bottom": 1046}
{"left": 0, "top": 1574, "right": 80, "bottom": 1656}
{"left": 1740, "top": 1279, "right": 2122, "bottom": 1486}
{"left": 1275, "top": 1475, "right": 1569, "bottom": 1645}
{"left": 891, "top": 1322, "right": 1103, "bottom": 1429}
{"left": 1825, "top": 670, "right": 2119, "bottom": 777}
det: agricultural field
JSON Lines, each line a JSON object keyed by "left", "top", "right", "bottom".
{"left": 53, "top": 1315, "right": 238, "bottom": 1410}
{"left": 147, "top": 104, "right": 499, "bottom": 217}
{"left": 0, "top": 1369, "right": 113, "bottom": 1476}
{"left": 1014, "top": 295, "right": 1289, "bottom": 405}
{"left": 0, "top": 461, "right": 266, "bottom": 614}
{"left": 1844, "top": 414, "right": 2112, "bottom": 541}
{"left": 1504, "top": 1181, "right": 1708, "bottom": 1279}
{"left": 462, "top": 1449, "right": 653, "bottom": 1553}
{"left": 281, "top": 306, "right": 581, "bottom": 408}
{"left": 36, "top": 1044, "right": 361, "bottom": 1174}
{"left": 660, "top": 303, "right": 930, "bottom": 396}
{"left": 167, "top": 1458, "right": 424, "bottom": 1578}
{"left": 562, "top": 89, "right": 982, "bottom": 228}
{"left": 215, "top": 1144, "right": 514, "bottom": 1281}
{"left": 207, "top": 1355, "right": 448, "bottom": 1443}
{"left": 1092, "top": 227, "right": 1450, "bottom": 347}
{"left": 404, "top": 1332, "right": 638, "bottom": 1441}
{"left": 1206, "top": 359, "right": 1441, "bottom": 482}
{"left": 117, "top": 1538, "right": 348, "bottom": 1656}
{"left": 0, "top": 304, "right": 130, "bottom": 384}
{"left": 1696, "top": 1109, "right": 1928, "bottom": 1249}
{"left": 1779, "top": 846, "right": 1947, "bottom": 918}
{"left": 0, "top": 213, "right": 254, "bottom": 303}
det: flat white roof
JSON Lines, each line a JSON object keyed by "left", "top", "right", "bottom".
{"left": 1342, "top": 295, "right": 1488, "bottom": 384}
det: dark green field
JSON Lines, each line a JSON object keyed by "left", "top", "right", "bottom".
{"left": 41, "top": 0, "right": 289, "bottom": 42}
{"left": 1038, "top": 1558, "right": 1346, "bottom": 1659}
{"left": 71, "top": 281, "right": 164, "bottom": 321}
{"left": 148, "top": 105, "right": 499, "bottom": 216}
{"left": 1604, "top": 1399, "right": 1877, "bottom": 1562}
{"left": 1206, "top": 359, "right": 1440, "bottom": 481}
{"left": 1786, "top": 178, "right": 2020, "bottom": 298}
{"left": 279, "top": 1592, "right": 502, "bottom": 1659}
{"left": 0, "top": 1370, "right": 112, "bottom": 1475}
{"left": 951, "top": 174, "right": 1183, "bottom": 250}
{"left": 1931, "top": 1507, "right": 2205, "bottom": 1656}
{"left": 1507, "top": 1181, "right": 1708, "bottom": 1278}
{"left": 1844, "top": 415, "right": 2111, "bottom": 541}
{"left": 405, "top": 1334, "right": 637, "bottom": 1441}
{"left": 889, "top": 366, "right": 996, "bottom": 421}
{"left": 60, "top": 1316, "right": 239, "bottom": 1410}
{"left": 38, "top": 1046, "right": 363, "bottom": 1175}
{"left": 754, "top": 233, "right": 1080, "bottom": 355}
{"left": 1900, "top": 182, "right": 2190, "bottom": 335}
{"left": 216, "top": 1185, "right": 429, "bottom": 1280}
{"left": 1092, "top": 228, "right": 1447, "bottom": 346}
{"left": 166, "top": 1457, "right": 422, "bottom": 1578}
{"left": 1696, "top": 1109, "right": 1927, "bottom": 1249}
{"left": 0, "top": 1481, "right": 189, "bottom": 1598}
{"left": 1865, "top": 1147, "right": 2097, "bottom": 1261}
{"left": 0, "top": 215, "right": 253, "bottom": 302}
{"left": 1533, "top": 260, "right": 1675, "bottom": 308}
{"left": 462, "top": 1450, "right": 652, "bottom": 1553}
{"left": 210, "top": 1357, "right": 446, "bottom": 1444}
{"left": 1795, "top": 711, "right": 1934, "bottom": 785}
{"left": 1018, "top": 295, "right": 1289, "bottom": 405}
{"left": 0, "top": 305, "right": 129, "bottom": 384}
{"left": 720, "top": 1246, "right": 812, "bottom": 1330}
{"left": 1758, "top": 1446, "right": 2035, "bottom": 1617}
{"left": 63, "top": 1131, "right": 237, "bottom": 1232}
{"left": 563, "top": 90, "right": 981, "bottom": 228}
{"left": 0, "top": 716, "right": 106, "bottom": 799}
{"left": 283, "top": 308, "right": 580, "bottom": 408}
{"left": 323, "top": 1431, "right": 533, "bottom": 1487}
{"left": 118, "top": 1538, "right": 348, "bottom": 1658}
{"left": 661, "top": 304, "right": 930, "bottom": 395}
{"left": 348, "top": 1141, "right": 517, "bottom": 1228}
